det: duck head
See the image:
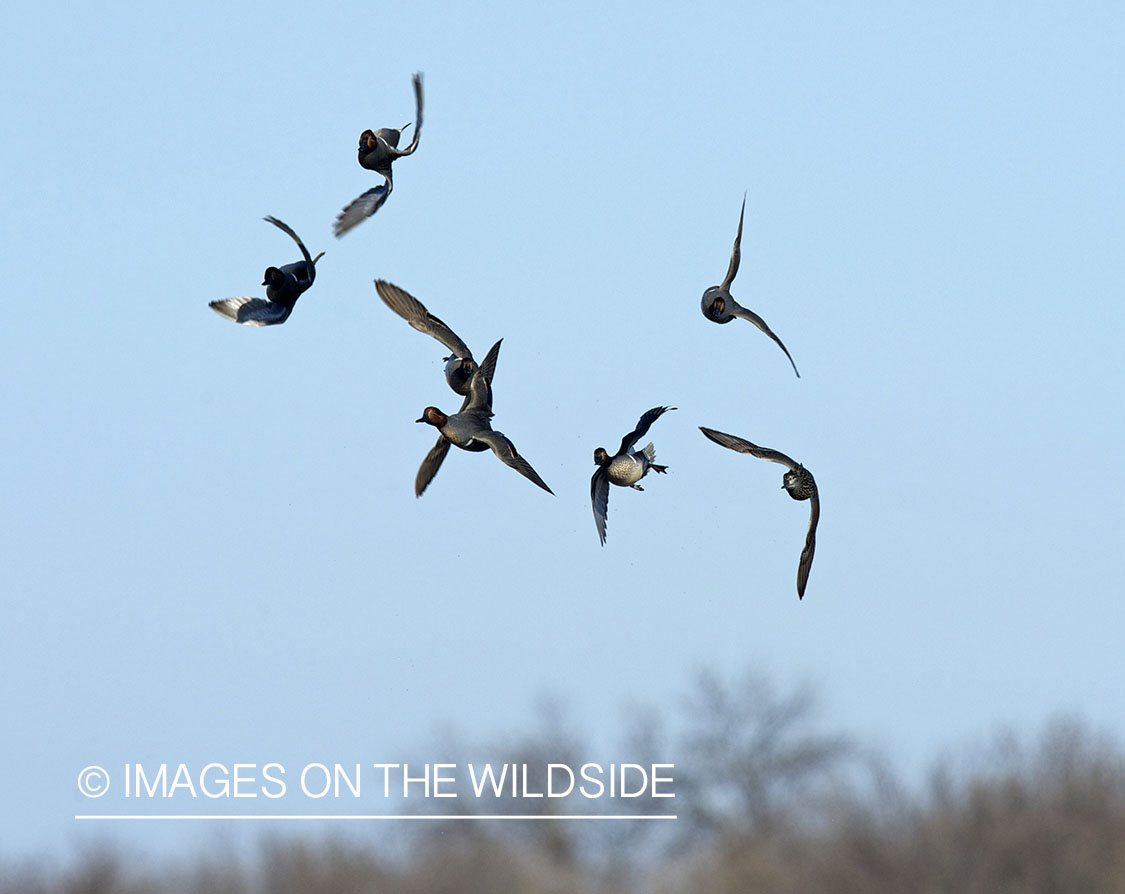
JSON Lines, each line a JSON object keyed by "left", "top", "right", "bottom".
{"left": 416, "top": 407, "right": 448, "bottom": 428}
{"left": 782, "top": 467, "right": 808, "bottom": 500}
{"left": 593, "top": 447, "right": 611, "bottom": 467}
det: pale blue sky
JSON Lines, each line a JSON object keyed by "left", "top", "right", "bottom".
{"left": 2, "top": 0, "right": 1123, "bottom": 861}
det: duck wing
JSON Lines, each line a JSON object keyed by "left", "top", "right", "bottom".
{"left": 208, "top": 297, "right": 288, "bottom": 327}
{"left": 590, "top": 467, "right": 610, "bottom": 545}
{"left": 618, "top": 406, "right": 675, "bottom": 454}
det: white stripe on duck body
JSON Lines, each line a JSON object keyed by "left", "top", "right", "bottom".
{"left": 700, "top": 194, "right": 800, "bottom": 378}
{"left": 698, "top": 427, "right": 819, "bottom": 600}
{"left": 334, "top": 73, "right": 424, "bottom": 237}
{"left": 209, "top": 217, "right": 325, "bottom": 326}
{"left": 374, "top": 279, "right": 499, "bottom": 399}
{"left": 590, "top": 406, "right": 676, "bottom": 546}
{"left": 415, "top": 362, "right": 553, "bottom": 497}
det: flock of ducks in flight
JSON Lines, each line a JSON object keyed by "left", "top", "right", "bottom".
{"left": 207, "top": 74, "right": 820, "bottom": 600}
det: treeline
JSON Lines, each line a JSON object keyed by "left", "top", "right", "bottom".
{"left": 8, "top": 670, "right": 1125, "bottom": 893}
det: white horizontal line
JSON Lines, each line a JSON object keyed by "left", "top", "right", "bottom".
{"left": 75, "top": 814, "right": 676, "bottom": 821}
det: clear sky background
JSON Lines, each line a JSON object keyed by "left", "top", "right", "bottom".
{"left": 2, "top": 0, "right": 1123, "bottom": 862}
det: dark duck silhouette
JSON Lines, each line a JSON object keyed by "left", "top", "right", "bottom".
{"left": 209, "top": 216, "right": 323, "bottom": 326}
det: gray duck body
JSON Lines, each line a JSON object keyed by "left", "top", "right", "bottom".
{"left": 415, "top": 365, "right": 552, "bottom": 496}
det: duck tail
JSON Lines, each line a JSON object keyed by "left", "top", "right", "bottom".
{"left": 641, "top": 443, "right": 668, "bottom": 474}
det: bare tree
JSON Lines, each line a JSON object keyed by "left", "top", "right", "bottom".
{"left": 675, "top": 668, "right": 853, "bottom": 843}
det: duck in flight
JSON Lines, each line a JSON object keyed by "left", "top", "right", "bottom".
{"left": 699, "top": 426, "right": 819, "bottom": 599}
{"left": 375, "top": 279, "right": 498, "bottom": 398}
{"left": 700, "top": 195, "right": 800, "bottom": 377}
{"left": 209, "top": 216, "right": 323, "bottom": 326}
{"left": 415, "top": 364, "right": 553, "bottom": 497}
{"left": 334, "top": 73, "right": 424, "bottom": 237}
{"left": 590, "top": 406, "right": 675, "bottom": 546}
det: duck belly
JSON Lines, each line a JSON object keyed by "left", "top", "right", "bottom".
{"left": 607, "top": 453, "right": 646, "bottom": 486}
